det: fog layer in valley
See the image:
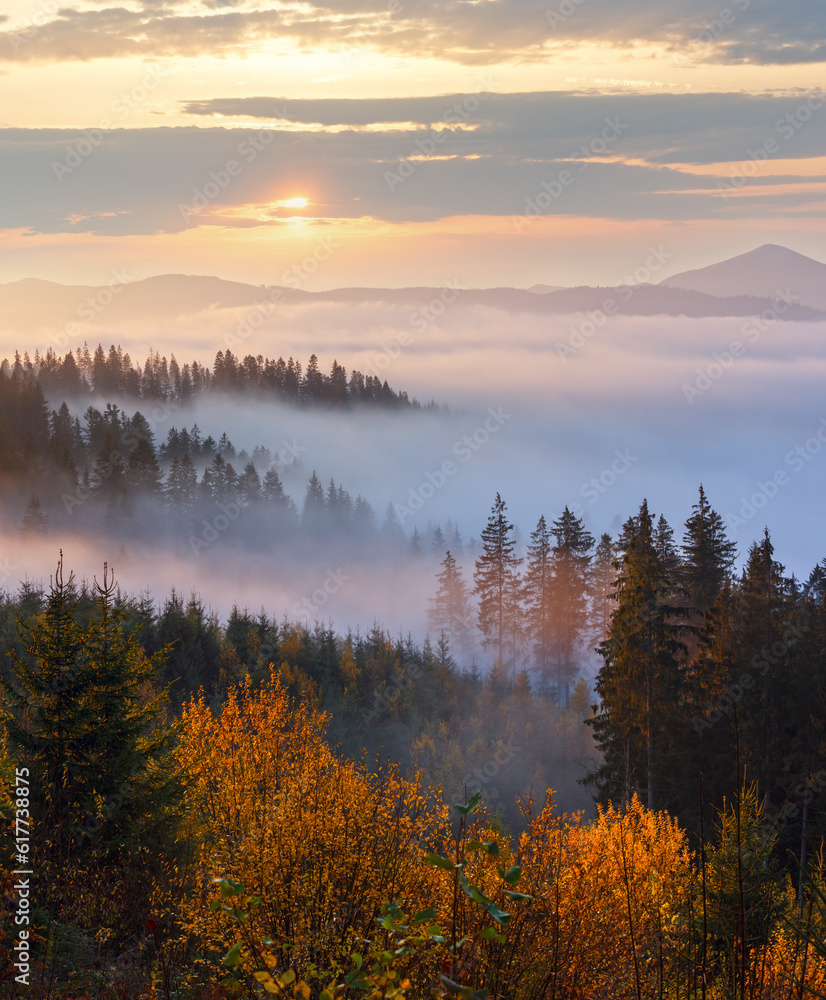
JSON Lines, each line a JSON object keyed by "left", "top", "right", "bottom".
{"left": 4, "top": 292, "right": 826, "bottom": 657}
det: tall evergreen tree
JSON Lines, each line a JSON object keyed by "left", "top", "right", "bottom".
{"left": 302, "top": 471, "right": 327, "bottom": 532}
{"left": 474, "top": 493, "right": 523, "bottom": 674}
{"left": 550, "top": 506, "right": 594, "bottom": 706}
{"left": 1, "top": 558, "right": 184, "bottom": 930}
{"left": 589, "top": 500, "right": 686, "bottom": 809}
{"left": 21, "top": 494, "right": 49, "bottom": 535}
{"left": 682, "top": 484, "right": 737, "bottom": 617}
{"left": 523, "top": 515, "right": 554, "bottom": 691}
{"left": 428, "top": 550, "right": 474, "bottom": 662}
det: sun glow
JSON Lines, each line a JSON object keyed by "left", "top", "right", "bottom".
{"left": 281, "top": 197, "right": 309, "bottom": 208}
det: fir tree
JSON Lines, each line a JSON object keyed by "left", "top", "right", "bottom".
{"left": 550, "top": 506, "right": 594, "bottom": 706}
{"left": 302, "top": 471, "right": 327, "bottom": 532}
{"left": 474, "top": 493, "right": 523, "bottom": 675}
{"left": 1, "top": 557, "right": 184, "bottom": 929}
{"left": 523, "top": 515, "right": 554, "bottom": 691}
{"left": 20, "top": 494, "right": 49, "bottom": 536}
{"left": 428, "top": 550, "right": 474, "bottom": 661}
{"left": 589, "top": 500, "right": 686, "bottom": 808}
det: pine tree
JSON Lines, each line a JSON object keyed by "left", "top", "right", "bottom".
{"left": 682, "top": 484, "right": 737, "bottom": 617}
{"left": 589, "top": 500, "right": 686, "bottom": 809}
{"left": 428, "top": 550, "right": 474, "bottom": 661}
{"left": 20, "top": 494, "right": 49, "bottom": 535}
{"left": 523, "top": 515, "right": 554, "bottom": 691}
{"left": 474, "top": 493, "right": 523, "bottom": 675}
{"left": 1, "top": 557, "right": 184, "bottom": 929}
{"left": 240, "top": 461, "right": 262, "bottom": 505}
{"left": 550, "top": 506, "right": 594, "bottom": 706}
{"left": 302, "top": 471, "right": 327, "bottom": 532}
{"left": 590, "top": 532, "right": 616, "bottom": 642}
{"left": 127, "top": 437, "right": 163, "bottom": 494}
{"left": 409, "top": 527, "right": 424, "bottom": 558}
{"left": 262, "top": 468, "right": 297, "bottom": 518}
{"left": 382, "top": 502, "right": 405, "bottom": 556}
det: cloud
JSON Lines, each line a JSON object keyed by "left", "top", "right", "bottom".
{"left": 1, "top": 91, "right": 825, "bottom": 235}
{"left": 1, "top": 0, "right": 825, "bottom": 66}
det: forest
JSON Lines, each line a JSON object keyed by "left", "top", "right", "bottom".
{"left": 0, "top": 343, "right": 445, "bottom": 550}
{"left": 2, "top": 471, "right": 826, "bottom": 997}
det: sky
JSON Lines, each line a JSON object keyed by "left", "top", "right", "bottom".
{"left": 1, "top": 0, "right": 826, "bottom": 287}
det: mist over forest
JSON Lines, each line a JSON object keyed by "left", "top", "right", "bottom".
{"left": 4, "top": 255, "right": 826, "bottom": 998}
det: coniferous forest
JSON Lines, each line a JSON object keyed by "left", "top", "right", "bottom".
{"left": 3, "top": 343, "right": 826, "bottom": 999}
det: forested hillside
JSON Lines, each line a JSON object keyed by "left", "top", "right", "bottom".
{"left": 2, "top": 540, "right": 826, "bottom": 998}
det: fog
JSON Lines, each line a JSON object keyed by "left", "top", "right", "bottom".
{"left": 5, "top": 292, "right": 826, "bottom": 663}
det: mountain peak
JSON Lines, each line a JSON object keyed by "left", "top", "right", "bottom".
{"left": 660, "top": 243, "right": 826, "bottom": 310}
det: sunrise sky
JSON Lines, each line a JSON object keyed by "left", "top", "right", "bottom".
{"left": 2, "top": 0, "right": 825, "bottom": 287}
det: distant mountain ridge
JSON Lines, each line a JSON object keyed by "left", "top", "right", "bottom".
{"left": 2, "top": 244, "right": 826, "bottom": 330}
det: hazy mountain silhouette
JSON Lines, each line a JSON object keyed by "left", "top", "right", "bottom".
{"left": 2, "top": 247, "right": 826, "bottom": 334}
{"left": 660, "top": 244, "right": 826, "bottom": 311}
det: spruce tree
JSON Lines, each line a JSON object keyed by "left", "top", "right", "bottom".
{"left": 1, "top": 557, "right": 184, "bottom": 932}
{"left": 20, "top": 495, "right": 49, "bottom": 536}
{"left": 590, "top": 532, "right": 616, "bottom": 642}
{"left": 523, "top": 515, "right": 554, "bottom": 692}
{"left": 589, "top": 500, "right": 686, "bottom": 808}
{"left": 474, "top": 493, "right": 523, "bottom": 675}
{"left": 428, "top": 550, "right": 474, "bottom": 661}
{"left": 302, "top": 471, "right": 326, "bottom": 532}
{"left": 550, "top": 506, "right": 594, "bottom": 706}
{"left": 682, "top": 484, "right": 737, "bottom": 616}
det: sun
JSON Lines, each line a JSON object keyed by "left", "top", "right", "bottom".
{"left": 281, "top": 197, "right": 309, "bottom": 209}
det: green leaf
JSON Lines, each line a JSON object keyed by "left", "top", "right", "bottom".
{"left": 503, "top": 890, "right": 533, "bottom": 902}
{"left": 500, "top": 865, "right": 522, "bottom": 885}
{"left": 453, "top": 792, "right": 482, "bottom": 816}
{"left": 425, "top": 853, "right": 456, "bottom": 871}
{"left": 222, "top": 941, "right": 243, "bottom": 969}
{"left": 467, "top": 840, "right": 501, "bottom": 856}
{"left": 412, "top": 907, "right": 437, "bottom": 924}
{"left": 485, "top": 904, "right": 511, "bottom": 925}
{"left": 278, "top": 971, "right": 296, "bottom": 987}
{"left": 439, "top": 975, "right": 472, "bottom": 996}
{"left": 217, "top": 877, "right": 245, "bottom": 898}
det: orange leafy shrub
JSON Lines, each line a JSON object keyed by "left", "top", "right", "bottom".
{"left": 172, "top": 669, "right": 453, "bottom": 994}
{"left": 746, "top": 931, "right": 826, "bottom": 999}
{"left": 505, "top": 793, "right": 693, "bottom": 999}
